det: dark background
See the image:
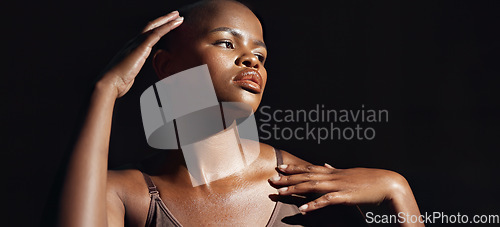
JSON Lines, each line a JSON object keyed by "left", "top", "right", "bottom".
{"left": 2, "top": 0, "right": 499, "bottom": 226}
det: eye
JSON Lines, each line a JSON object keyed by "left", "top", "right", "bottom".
{"left": 214, "top": 40, "right": 234, "bottom": 49}
{"left": 255, "top": 53, "right": 266, "bottom": 63}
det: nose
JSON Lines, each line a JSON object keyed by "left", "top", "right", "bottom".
{"left": 235, "top": 52, "right": 260, "bottom": 69}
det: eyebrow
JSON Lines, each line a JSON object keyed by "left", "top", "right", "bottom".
{"left": 209, "top": 27, "right": 267, "bottom": 49}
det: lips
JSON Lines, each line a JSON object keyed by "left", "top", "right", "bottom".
{"left": 232, "top": 68, "right": 263, "bottom": 94}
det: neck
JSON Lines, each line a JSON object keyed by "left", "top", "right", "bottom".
{"left": 180, "top": 121, "right": 259, "bottom": 187}
{"left": 149, "top": 103, "right": 261, "bottom": 188}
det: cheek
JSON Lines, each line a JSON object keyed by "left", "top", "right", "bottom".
{"left": 201, "top": 50, "right": 235, "bottom": 71}
{"left": 261, "top": 69, "right": 268, "bottom": 89}
{"left": 200, "top": 50, "right": 235, "bottom": 86}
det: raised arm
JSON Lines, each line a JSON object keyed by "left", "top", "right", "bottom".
{"left": 58, "top": 11, "right": 183, "bottom": 227}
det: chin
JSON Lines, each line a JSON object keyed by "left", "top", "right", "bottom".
{"left": 214, "top": 80, "right": 265, "bottom": 104}
{"left": 236, "top": 95, "right": 261, "bottom": 112}
{"left": 218, "top": 92, "right": 261, "bottom": 112}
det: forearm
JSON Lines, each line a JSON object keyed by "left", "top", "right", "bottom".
{"left": 59, "top": 82, "right": 117, "bottom": 227}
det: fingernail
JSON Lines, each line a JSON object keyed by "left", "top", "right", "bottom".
{"left": 174, "top": 16, "right": 184, "bottom": 21}
{"left": 324, "top": 163, "right": 334, "bottom": 169}
{"left": 298, "top": 204, "right": 308, "bottom": 212}
{"left": 277, "top": 187, "right": 288, "bottom": 193}
{"left": 269, "top": 176, "right": 280, "bottom": 182}
{"left": 278, "top": 164, "right": 288, "bottom": 170}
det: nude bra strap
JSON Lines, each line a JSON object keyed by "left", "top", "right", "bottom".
{"left": 274, "top": 147, "right": 283, "bottom": 166}
{"left": 142, "top": 172, "right": 159, "bottom": 195}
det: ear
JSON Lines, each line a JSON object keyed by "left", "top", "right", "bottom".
{"left": 152, "top": 49, "right": 172, "bottom": 80}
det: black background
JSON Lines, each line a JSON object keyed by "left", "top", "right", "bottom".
{"left": 2, "top": 0, "right": 499, "bottom": 226}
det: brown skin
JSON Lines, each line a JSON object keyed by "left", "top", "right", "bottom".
{"left": 153, "top": 1, "right": 267, "bottom": 111}
{"left": 59, "top": 1, "right": 422, "bottom": 226}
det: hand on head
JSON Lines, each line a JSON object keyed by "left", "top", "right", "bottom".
{"left": 98, "top": 11, "right": 183, "bottom": 98}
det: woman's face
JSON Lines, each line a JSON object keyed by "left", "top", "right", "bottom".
{"left": 158, "top": 1, "right": 267, "bottom": 112}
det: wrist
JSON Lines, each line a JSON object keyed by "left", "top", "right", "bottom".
{"left": 385, "top": 173, "right": 421, "bottom": 217}
{"left": 385, "top": 172, "right": 412, "bottom": 207}
{"left": 95, "top": 79, "right": 119, "bottom": 99}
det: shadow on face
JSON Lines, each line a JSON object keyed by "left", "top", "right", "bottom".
{"left": 153, "top": 0, "right": 268, "bottom": 112}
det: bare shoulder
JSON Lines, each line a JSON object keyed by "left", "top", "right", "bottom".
{"left": 107, "top": 169, "right": 148, "bottom": 200}
{"left": 107, "top": 169, "right": 150, "bottom": 226}
{"left": 279, "top": 149, "right": 311, "bottom": 166}
{"left": 258, "top": 142, "right": 311, "bottom": 166}
{"left": 108, "top": 169, "right": 143, "bottom": 186}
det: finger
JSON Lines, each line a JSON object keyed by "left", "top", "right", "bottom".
{"left": 324, "top": 163, "right": 335, "bottom": 169}
{"left": 105, "top": 16, "right": 183, "bottom": 85}
{"left": 140, "top": 15, "right": 183, "bottom": 47}
{"left": 278, "top": 164, "right": 335, "bottom": 174}
{"left": 276, "top": 180, "right": 336, "bottom": 196}
{"left": 115, "top": 16, "right": 183, "bottom": 69}
{"left": 118, "top": 13, "right": 181, "bottom": 52}
{"left": 139, "top": 16, "right": 184, "bottom": 49}
{"left": 142, "top": 10, "right": 180, "bottom": 33}
{"left": 269, "top": 173, "right": 334, "bottom": 186}
{"left": 297, "top": 192, "right": 349, "bottom": 214}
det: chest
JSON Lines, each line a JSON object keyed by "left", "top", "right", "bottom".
{"left": 160, "top": 181, "right": 278, "bottom": 226}
{"left": 125, "top": 180, "right": 278, "bottom": 227}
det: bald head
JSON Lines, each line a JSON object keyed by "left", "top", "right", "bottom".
{"left": 180, "top": 0, "right": 249, "bottom": 27}
{"left": 158, "top": 0, "right": 258, "bottom": 51}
